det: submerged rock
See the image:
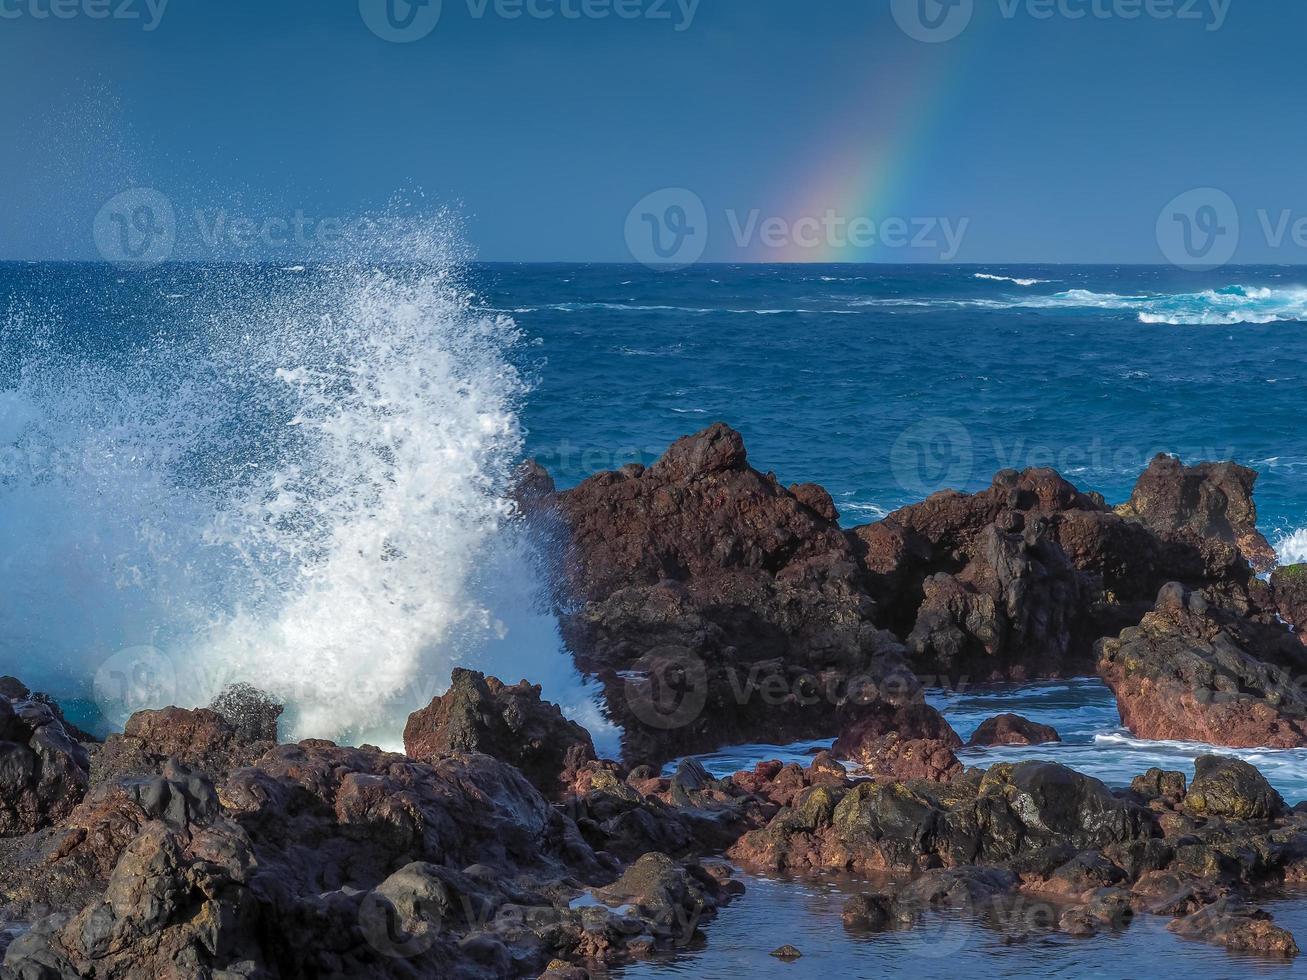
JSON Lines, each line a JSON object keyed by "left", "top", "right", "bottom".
{"left": 404, "top": 668, "right": 596, "bottom": 797}
{"left": 1097, "top": 583, "right": 1307, "bottom": 748}
{"left": 1168, "top": 899, "right": 1300, "bottom": 957}
{"left": 968, "top": 713, "right": 1061, "bottom": 747}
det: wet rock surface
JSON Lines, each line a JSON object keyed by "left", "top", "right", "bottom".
{"left": 968, "top": 713, "right": 1061, "bottom": 747}
{"left": 1098, "top": 583, "right": 1307, "bottom": 748}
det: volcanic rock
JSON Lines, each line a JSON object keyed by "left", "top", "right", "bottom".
{"left": 1182, "top": 755, "right": 1287, "bottom": 821}
{"left": 1272, "top": 563, "right": 1307, "bottom": 645}
{"left": 1117, "top": 455, "right": 1277, "bottom": 574}
{"left": 1168, "top": 899, "right": 1300, "bottom": 957}
{"left": 0, "top": 689, "right": 90, "bottom": 837}
{"left": 550, "top": 424, "right": 913, "bottom": 765}
{"left": 1097, "top": 584, "right": 1307, "bottom": 748}
{"left": 404, "top": 669, "right": 597, "bottom": 796}
{"left": 968, "top": 713, "right": 1060, "bottom": 747}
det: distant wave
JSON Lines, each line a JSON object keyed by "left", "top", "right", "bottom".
{"left": 972, "top": 273, "right": 1052, "bottom": 287}
{"left": 1013, "top": 285, "right": 1307, "bottom": 325}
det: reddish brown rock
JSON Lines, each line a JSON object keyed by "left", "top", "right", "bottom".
{"left": 550, "top": 424, "right": 913, "bottom": 765}
{"left": 1168, "top": 899, "right": 1300, "bottom": 957}
{"left": 403, "top": 668, "right": 596, "bottom": 796}
{"left": 833, "top": 701, "right": 963, "bottom": 782}
{"left": 93, "top": 705, "right": 271, "bottom": 783}
{"left": 1118, "top": 454, "right": 1277, "bottom": 574}
{"left": 1097, "top": 584, "right": 1307, "bottom": 748}
{"left": 1272, "top": 564, "right": 1307, "bottom": 645}
{"left": 968, "top": 713, "right": 1061, "bottom": 747}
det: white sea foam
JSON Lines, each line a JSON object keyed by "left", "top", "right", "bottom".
{"left": 972, "top": 273, "right": 1051, "bottom": 287}
{"left": 0, "top": 222, "right": 618, "bottom": 754}
{"left": 1275, "top": 528, "right": 1307, "bottom": 566}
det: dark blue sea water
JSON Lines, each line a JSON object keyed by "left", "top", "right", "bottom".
{"left": 4, "top": 261, "right": 1307, "bottom": 977}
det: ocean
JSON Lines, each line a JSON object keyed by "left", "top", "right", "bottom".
{"left": 3, "top": 259, "right": 1307, "bottom": 976}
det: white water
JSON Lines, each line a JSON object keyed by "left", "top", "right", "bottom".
{"left": 1276, "top": 528, "right": 1307, "bottom": 566}
{"left": 0, "top": 230, "right": 617, "bottom": 753}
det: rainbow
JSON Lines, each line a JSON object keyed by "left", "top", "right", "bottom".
{"left": 761, "top": 37, "right": 975, "bottom": 263}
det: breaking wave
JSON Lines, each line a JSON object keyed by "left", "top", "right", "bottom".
{"left": 0, "top": 223, "right": 617, "bottom": 753}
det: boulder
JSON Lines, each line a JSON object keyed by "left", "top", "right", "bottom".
{"left": 1117, "top": 455, "right": 1276, "bottom": 574}
{"left": 968, "top": 713, "right": 1060, "bottom": 747}
{"left": 0, "top": 691, "right": 90, "bottom": 836}
{"left": 403, "top": 669, "right": 597, "bottom": 796}
{"left": 1097, "top": 584, "right": 1307, "bottom": 748}
{"left": 208, "top": 682, "right": 283, "bottom": 743}
{"left": 1182, "top": 756, "right": 1287, "bottom": 821}
{"left": 93, "top": 705, "right": 271, "bottom": 783}
{"left": 1168, "top": 899, "right": 1299, "bottom": 957}
{"left": 550, "top": 424, "right": 913, "bottom": 765}
{"left": 905, "top": 523, "right": 1089, "bottom": 682}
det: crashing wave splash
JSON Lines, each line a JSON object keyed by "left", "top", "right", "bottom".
{"left": 0, "top": 221, "right": 618, "bottom": 754}
{"left": 1276, "top": 528, "right": 1307, "bottom": 567}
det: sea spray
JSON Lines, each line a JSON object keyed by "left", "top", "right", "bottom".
{"left": 0, "top": 229, "right": 618, "bottom": 755}
{"left": 1276, "top": 528, "right": 1307, "bottom": 567}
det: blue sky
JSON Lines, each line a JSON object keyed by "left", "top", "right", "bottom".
{"left": 2, "top": 0, "right": 1305, "bottom": 263}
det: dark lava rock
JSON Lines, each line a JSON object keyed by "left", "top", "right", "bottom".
{"left": 1272, "top": 563, "right": 1307, "bottom": 645}
{"left": 1182, "top": 755, "right": 1287, "bottom": 821}
{"left": 1168, "top": 898, "right": 1299, "bottom": 957}
{"left": 209, "top": 682, "right": 284, "bottom": 743}
{"left": 0, "top": 689, "right": 90, "bottom": 837}
{"left": 404, "top": 668, "right": 596, "bottom": 797}
{"left": 1097, "top": 584, "right": 1307, "bottom": 748}
{"left": 549, "top": 423, "right": 914, "bottom": 765}
{"left": 1117, "top": 454, "right": 1277, "bottom": 574}
{"left": 968, "top": 713, "right": 1060, "bottom": 747}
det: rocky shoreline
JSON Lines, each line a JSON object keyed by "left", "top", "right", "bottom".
{"left": 4, "top": 423, "right": 1307, "bottom": 977}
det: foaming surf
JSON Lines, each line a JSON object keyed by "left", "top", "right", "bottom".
{"left": 1010, "top": 284, "right": 1307, "bottom": 324}
{"left": 0, "top": 223, "right": 618, "bottom": 754}
{"left": 972, "top": 273, "right": 1052, "bottom": 287}
{"left": 1276, "top": 528, "right": 1307, "bottom": 566}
